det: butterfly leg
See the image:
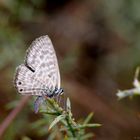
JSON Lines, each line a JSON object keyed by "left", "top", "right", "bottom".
{"left": 34, "top": 96, "right": 44, "bottom": 113}
{"left": 63, "top": 93, "right": 66, "bottom": 111}
{"left": 56, "top": 94, "right": 61, "bottom": 104}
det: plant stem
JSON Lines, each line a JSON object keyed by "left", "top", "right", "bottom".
{"left": 65, "top": 114, "right": 76, "bottom": 137}
{"left": 46, "top": 98, "right": 77, "bottom": 137}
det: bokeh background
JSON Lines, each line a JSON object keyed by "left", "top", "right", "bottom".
{"left": 0, "top": 0, "right": 140, "bottom": 140}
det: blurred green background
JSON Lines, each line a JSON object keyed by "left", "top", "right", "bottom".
{"left": 0, "top": 0, "right": 140, "bottom": 140}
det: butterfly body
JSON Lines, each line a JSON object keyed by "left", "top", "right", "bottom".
{"left": 14, "top": 35, "right": 63, "bottom": 112}
{"left": 41, "top": 87, "right": 63, "bottom": 98}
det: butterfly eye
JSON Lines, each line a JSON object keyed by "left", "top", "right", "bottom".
{"left": 18, "top": 82, "right": 22, "bottom": 85}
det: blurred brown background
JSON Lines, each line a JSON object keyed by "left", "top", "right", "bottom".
{"left": 0, "top": 0, "right": 140, "bottom": 140}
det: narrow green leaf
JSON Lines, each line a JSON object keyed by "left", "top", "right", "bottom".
{"left": 66, "top": 98, "right": 71, "bottom": 111}
{"left": 80, "top": 133, "right": 94, "bottom": 140}
{"left": 83, "top": 113, "right": 94, "bottom": 125}
{"left": 133, "top": 67, "right": 140, "bottom": 88}
{"left": 40, "top": 110, "right": 59, "bottom": 115}
{"left": 135, "top": 67, "right": 140, "bottom": 80}
{"left": 49, "top": 114, "right": 65, "bottom": 130}
{"left": 74, "top": 123, "right": 101, "bottom": 130}
{"left": 60, "top": 123, "right": 101, "bottom": 131}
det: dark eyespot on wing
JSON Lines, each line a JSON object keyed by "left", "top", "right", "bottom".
{"left": 14, "top": 64, "right": 37, "bottom": 95}
{"left": 19, "top": 89, "right": 23, "bottom": 92}
{"left": 18, "top": 82, "right": 22, "bottom": 85}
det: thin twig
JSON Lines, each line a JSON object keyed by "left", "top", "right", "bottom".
{"left": 0, "top": 96, "right": 31, "bottom": 138}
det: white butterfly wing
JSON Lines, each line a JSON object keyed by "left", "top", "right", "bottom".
{"left": 14, "top": 64, "right": 45, "bottom": 95}
{"left": 14, "top": 35, "right": 60, "bottom": 96}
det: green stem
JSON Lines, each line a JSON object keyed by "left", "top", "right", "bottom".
{"left": 65, "top": 114, "right": 76, "bottom": 137}
{"left": 47, "top": 98, "right": 63, "bottom": 114}
{"left": 47, "top": 98, "right": 76, "bottom": 137}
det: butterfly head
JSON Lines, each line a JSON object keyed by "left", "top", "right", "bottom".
{"left": 54, "top": 87, "right": 64, "bottom": 96}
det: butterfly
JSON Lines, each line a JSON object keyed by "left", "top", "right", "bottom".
{"left": 14, "top": 35, "right": 63, "bottom": 113}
